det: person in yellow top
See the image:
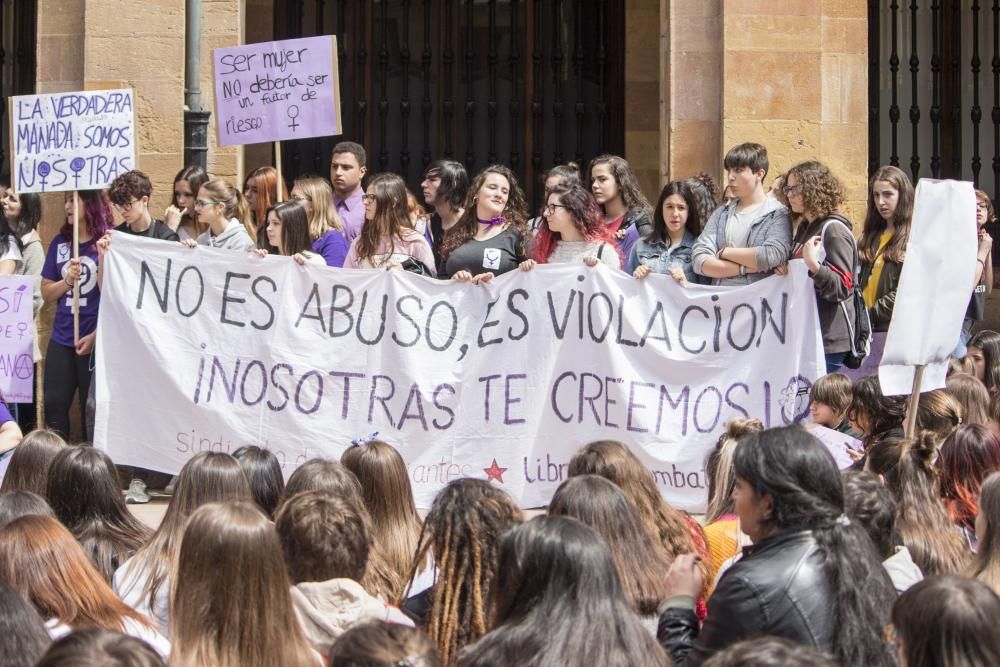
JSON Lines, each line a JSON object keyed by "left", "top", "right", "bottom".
{"left": 848, "top": 166, "right": 914, "bottom": 378}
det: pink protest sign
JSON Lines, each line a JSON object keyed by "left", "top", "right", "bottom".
{"left": 213, "top": 36, "right": 341, "bottom": 147}
{"left": 0, "top": 276, "right": 36, "bottom": 402}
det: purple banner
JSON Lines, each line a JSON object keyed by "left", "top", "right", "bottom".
{"left": 213, "top": 36, "right": 341, "bottom": 147}
{"left": 0, "top": 276, "right": 35, "bottom": 402}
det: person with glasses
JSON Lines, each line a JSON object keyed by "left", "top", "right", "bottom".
{"left": 956, "top": 190, "right": 996, "bottom": 356}
{"left": 526, "top": 162, "right": 581, "bottom": 236}
{"left": 775, "top": 161, "right": 859, "bottom": 374}
{"left": 182, "top": 179, "right": 256, "bottom": 252}
{"left": 628, "top": 180, "right": 707, "bottom": 285}
{"left": 107, "top": 171, "right": 179, "bottom": 241}
{"left": 290, "top": 175, "right": 349, "bottom": 267}
{"left": 519, "top": 182, "right": 620, "bottom": 272}
{"left": 40, "top": 190, "right": 113, "bottom": 439}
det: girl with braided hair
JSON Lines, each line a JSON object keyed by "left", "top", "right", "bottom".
{"left": 658, "top": 426, "right": 897, "bottom": 666}
{"left": 459, "top": 516, "right": 670, "bottom": 667}
{"left": 567, "top": 440, "right": 710, "bottom": 618}
{"left": 400, "top": 479, "right": 522, "bottom": 666}
{"left": 866, "top": 433, "right": 972, "bottom": 575}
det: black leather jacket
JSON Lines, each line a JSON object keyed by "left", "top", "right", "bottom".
{"left": 658, "top": 529, "right": 835, "bottom": 666}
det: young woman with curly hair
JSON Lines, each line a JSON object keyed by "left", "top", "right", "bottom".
{"left": 440, "top": 165, "right": 530, "bottom": 282}
{"left": 518, "top": 182, "right": 619, "bottom": 271}
{"left": 777, "top": 161, "right": 860, "bottom": 373}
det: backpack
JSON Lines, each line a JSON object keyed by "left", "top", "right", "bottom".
{"left": 819, "top": 215, "right": 872, "bottom": 369}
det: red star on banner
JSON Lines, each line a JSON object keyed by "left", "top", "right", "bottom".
{"left": 483, "top": 458, "right": 508, "bottom": 483}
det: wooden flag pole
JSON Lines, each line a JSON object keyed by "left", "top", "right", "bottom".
{"left": 275, "top": 141, "right": 284, "bottom": 203}
{"left": 72, "top": 191, "right": 80, "bottom": 345}
{"left": 903, "top": 365, "right": 926, "bottom": 438}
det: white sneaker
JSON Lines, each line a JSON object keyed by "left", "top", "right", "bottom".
{"left": 125, "top": 478, "right": 150, "bottom": 504}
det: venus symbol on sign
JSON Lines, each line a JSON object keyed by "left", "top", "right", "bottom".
{"left": 37, "top": 161, "right": 51, "bottom": 192}
{"left": 287, "top": 105, "right": 300, "bottom": 132}
{"left": 70, "top": 158, "right": 87, "bottom": 189}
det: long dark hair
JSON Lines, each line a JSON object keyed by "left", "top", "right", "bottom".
{"left": 45, "top": 447, "right": 152, "bottom": 584}
{"left": 860, "top": 165, "right": 913, "bottom": 265}
{"left": 405, "top": 478, "right": 523, "bottom": 666}
{"left": 263, "top": 201, "right": 312, "bottom": 257}
{"left": 970, "top": 330, "right": 1000, "bottom": 393}
{"left": 733, "top": 426, "right": 896, "bottom": 666}
{"left": 893, "top": 575, "right": 1000, "bottom": 667}
{"left": 530, "top": 183, "right": 616, "bottom": 263}
{"left": 439, "top": 165, "right": 530, "bottom": 261}
{"left": 0, "top": 182, "right": 43, "bottom": 238}
{"left": 0, "top": 429, "right": 68, "bottom": 496}
{"left": 424, "top": 160, "right": 469, "bottom": 212}
{"left": 587, "top": 154, "right": 652, "bottom": 216}
{"left": 355, "top": 173, "right": 413, "bottom": 265}
{"left": 173, "top": 165, "right": 209, "bottom": 236}
{"left": 0, "top": 582, "right": 52, "bottom": 667}
{"left": 0, "top": 209, "right": 22, "bottom": 256}
{"left": 866, "top": 434, "right": 972, "bottom": 575}
{"left": 459, "top": 516, "right": 669, "bottom": 667}
{"left": 232, "top": 445, "right": 285, "bottom": 518}
{"left": 847, "top": 375, "right": 906, "bottom": 450}
{"left": 973, "top": 472, "right": 1000, "bottom": 596}
{"left": 939, "top": 424, "right": 1000, "bottom": 527}
{"left": 548, "top": 475, "right": 669, "bottom": 616}
{"left": 648, "top": 180, "right": 703, "bottom": 244}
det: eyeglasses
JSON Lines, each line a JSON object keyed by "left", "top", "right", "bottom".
{"left": 291, "top": 194, "right": 312, "bottom": 203}
{"left": 543, "top": 203, "right": 569, "bottom": 214}
{"left": 361, "top": 194, "right": 376, "bottom": 204}
{"left": 194, "top": 200, "right": 223, "bottom": 208}
{"left": 114, "top": 199, "right": 140, "bottom": 212}
{"left": 782, "top": 185, "right": 801, "bottom": 197}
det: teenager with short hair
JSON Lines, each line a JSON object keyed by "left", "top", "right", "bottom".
{"left": 658, "top": 427, "right": 896, "bottom": 666}
{"left": 275, "top": 491, "right": 413, "bottom": 656}
{"left": 290, "top": 175, "right": 349, "bottom": 267}
{"left": 170, "top": 501, "right": 321, "bottom": 666}
{"left": 46, "top": 446, "right": 151, "bottom": 583}
{"left": 0, "top": 429, "right": 67, "bottom": 496}
{"left": 892, "top": 575, "right": 1000, "bottom": 667}
{"left": 185, "top": 178, "right": 255, "bottom": 251}
{"left": 808, "top": 372, "right": 855, "bottom": 433}
{"left": 163, "top": 165, "right": 210, "bottom": 241}
{"left": 0, "top": 515, "right": 168, "bottom": 655}
{"left": 692, "top": 143, "right": 791, "bottom": 286}
{"left": 846, "top": 375, "right": 906, "bottom": 463}
{"left": 629, "top": 180, "right": 706, "bottom": 285}
{"left": 842, "top": 470, "right": 923, "bottom": 595}
{"left": 108, "top": 171, "right": 179, "bottom": 241}
{"left": 957, "top": 189, "right": 995, "bottom": 356}
{"left": 40, "top": 190, "right": 113, "bottom": 438}
{"left": 588, "top": 154, "right": 653, "bottom": 260}
{"left": 344, "top": 173, "right": 435, "bottom": 274}
{"left": 459, "top": 516, "right": 670, "bottom": 667}
{"left": 441, "top": 165, "right": 530, "bottom": 282}
{"left": 519, "top": 182, "right": 620, "bottom": 271}
{"left": 331, "top": 142, "right": 369, "bottom": 242}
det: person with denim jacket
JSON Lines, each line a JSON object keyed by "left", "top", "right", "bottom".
{"left": 629, "top": 180, "right": 707, "bottom": 285}
{"left": 691, "top": 143, "right": 791, "bottom": 286}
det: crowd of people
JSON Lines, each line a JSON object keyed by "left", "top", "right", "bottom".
{"left": 1, "top": 140, "right": 1000, "bottom": 664}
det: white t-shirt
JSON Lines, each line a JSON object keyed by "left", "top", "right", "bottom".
{"left": 114, "top": 556, "right": 171, "bottom": 637}
{"left": 46, "top": 616, "right": 171, "bottom": 658}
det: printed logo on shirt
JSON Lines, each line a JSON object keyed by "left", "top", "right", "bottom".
{"left": 483, "top": 248, "right": 502, "bottom": 270}
{"left": 62, "top": 255, "right": 99, "bottom": 310}
{"left": 56, "top": 242, "right": 71, "bottom": 262}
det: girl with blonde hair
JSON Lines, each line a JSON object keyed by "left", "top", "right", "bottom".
{"left": 290, "top": 175, "right": 349, "bottom": 267}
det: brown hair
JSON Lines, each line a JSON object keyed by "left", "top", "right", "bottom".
{"left": 809, "top": 372, "right": 854, "bottom": 418}
{"left": 46, "top": 446, "right": 152, "bottom": 583}
{"left": 860, "top": 165, "right": 914, "bottom": 265}
{"left": 973, "top": 472, "right": 1000, "bottom": 596}
{"left": 439, "top": 165, "right": 530, "bottom": 261}
{"left": 587, "top": 154, "right": 653, "bottom": 215}
{"left": 0, "top": 491, "right": 54, "bottom": 529}
{"left": 915, "top": 388, "right": 963, "bottom": 442}
{"left": 0, "top": 429, "right": 67, "bottom": 496}
{"left": 354, "top": 173, "right": 414, "bottom": 267}
{"left": 36, "top": 628, "right": 166, "bottom": 667}
{"left": 548, "top": 475, "right": 670, "bottom": 616}
{"left": 405, "top": 479, "right": 522, "bottom": 666}
{"left": 118, "top": 452, "right": 252, "bottom": 618}
{"left": 329, "top": 621, "right": 442, "bottom": 667}
{"left": 0, "top": 515, "right": 152, "bottom": 631}
{"left": 341, "top": 440, "right": 422, "bottom": 596}
{"left": 947, "top": 373, "right": 991, "bottom": 426}
{"left": 705, "top": 417, "right": 765, "bottom": 524}
{"left": 199, "top": 178, "right": 255, "bottom": 241}
{"left": 865, "top": 434, "right": 971, "bottom": 575}
{"left": 170, "top": 502, "right": 317, "bottom": 667}
{"left": 776, "top": 160, "right": 845, "bottom": 219}
{"left": 293, "top": 175, "right": 344, "bottom": 236}
{"left": 172, "top": 165, "right": 210, "bottom": 236}
{"left": 977, "top": 189, "right": 998, "bottom": 223}
{"left": 275, "top": 490, "right": 369, "bottom": 584}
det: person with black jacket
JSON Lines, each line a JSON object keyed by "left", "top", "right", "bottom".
{"left": 656, "top": 426, "right": 896, "bottom": 666}
{"left": 777, "top": 161, "right": 858, "bottom": 373}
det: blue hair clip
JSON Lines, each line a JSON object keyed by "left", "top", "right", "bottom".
{"left": 351, "top": 431, "right": 379, "bottom": 447}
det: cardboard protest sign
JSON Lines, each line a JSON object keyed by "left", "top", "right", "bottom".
{"left": 0, "top": 276, "right": 36, "bottom": 402}
{"left": 94, "top": 233, "right": 825, "bottom": 511}
{"left": 880, "top": 180, "right": 978, "bottom": 396}
{"left": 10, "top": 89, "right": 136, "bottom": 194}
{"left": 213, "top": 36, "right": 341, "bottom": 146}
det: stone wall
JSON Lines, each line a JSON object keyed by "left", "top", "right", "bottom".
{"left": 625, "top": 0, "right": 663, "bottom": 203}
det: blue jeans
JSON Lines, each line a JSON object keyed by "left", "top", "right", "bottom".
{"left": 825, "top": 351, "right": 847, "bottom": 375}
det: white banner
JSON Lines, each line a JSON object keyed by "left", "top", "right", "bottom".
{"left": 95, "top": 234, "right": 824, "bottom": 511}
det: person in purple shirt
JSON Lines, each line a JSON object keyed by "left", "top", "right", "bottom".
{"left": 290, "top": 175, "right": 349, "bottom": 267}
{"left": 330, "top": 141, "right": 368, "bottom": 243}
{"left": 40, "top": 190, "right": 113, "bottom": 439}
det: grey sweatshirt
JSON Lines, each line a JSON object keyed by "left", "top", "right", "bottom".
{"left": 692, "top": 196, "right": 791, "bottom": 286}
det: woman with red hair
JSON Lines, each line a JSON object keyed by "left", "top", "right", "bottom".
{"left": 243, "top": 166, "right": 288, "bottom": 251}
{"left": 519, "top": 183, "right": 621, "bottom": 271}
{"left": 0, "top": 515, "right": 169, "bottom": 656}
{"left": 939, "top": 424, "right": 1000, "bottom": 549}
